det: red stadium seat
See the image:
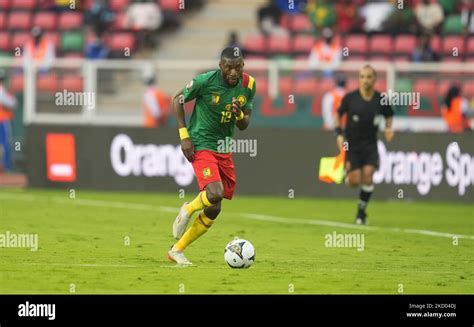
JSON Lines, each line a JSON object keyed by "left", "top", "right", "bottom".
{"left": 109, "top": 0, "right": 129, "bottom": 12}
{"left": 37, "top": 73, "right": 60, "bottom": 92}
{"left": 8, "top": 11, "right": 32, "bottom": 30}
{"left": 279, "top": 77, "right": 293, "bottom": 94}
{"left": 33, "top": 12, "right": 57, "bottom": 30}
{"left": 11, "top": 0, "right": 35, "bottom": 9}
{"left": 280, "top": 14, "right": 290, "bottom": 29}
{"left": 83, "top": 0, "right": 94, "bottom": 10}
{"left": 430, "top": 35, "right": 441, "bottom": 53}
{"left": 344, "top": 54, "right": 367, "bottom": 62}
{"left": 438, "top": 80, "right": 458, "bottom": 96}
{"left": 243, "top": 35, "right": 267, "bottom": 53}
{"left": 319, "top": 78, "right": 335, "bottom": 93}
{"left": 343, "top": 34, "right": 368, "bottom": 54}
{"left": 375, "top": 79, "right": 387, "bottom": 92}
{"left": 0, "top": 32, "right": 11, "bottom": 51}
{"left": 393, "top": 55, "right": 410, "bottom": 62}
{"left": 466, "top": 37, "right": 474, "bottom": 55}
{"left": 292, "top": 35, "right": 315, "bottom": 54}
{"left": 268, "top": 35, "right": 291, "bottom": 54}
{"left": 464, "top": 81, "right": 474, "bottom": 98}
{"left": 394, "top": 35, "right": 416, "bottom": 54}
{"left": 414, "top": 79, "right": 437, "bottom": 95}
{"left": 159, "top": 0, "right": 180, "bottom": 12}
{"left": 0, "top": 11, "right": 6, "bottom": 30}
{"left": 61, "top": 75, "right": 83, "bottom": 92}
{"left": 10, "top": 74, "right": 24, "bottom": 93}
{"left": 58, "top": 12, "right": 83, "bottom": 30}
{"left": 12, "top": 32, "right": 32, "bottom": 50}
{"left": 0, "top": 0, "right": 10, "bottom": 10}
{"left": 290, "top": 14, "right": 312, "bottom": 32}
{"left": 369, "top": 55, "right": 391, "bottom": 62}
{"left": 346, "top": 78, "right": 359, "bottom": 91}
{"left": 112, "top": 12, "right": 126, "bottom": 30}
{"left": 294, "top": 78, "right": 318, "bottom": 95}
{"left": 108, "top": 32, "right": 136, "bottom": 51}
{"left": 442, "top": 36, "right": 465, "bottom": 56}
{"left": 369, "top": 35, "right": 393, "bottom": 54}
{"left": 44, "top": 32, "right": 60, "bottom": 49}
{"left": 255, "top": 78, "right": 268, "bottom": 94}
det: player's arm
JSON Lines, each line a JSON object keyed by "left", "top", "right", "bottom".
{"left": 172, "top": 89, "right": 195, "bottom": 162}
{"left": 231, "top": 98, "right": 251, "bottom": 131}
{"left": 383, "top": 103, "right": 394, "bottom": 142}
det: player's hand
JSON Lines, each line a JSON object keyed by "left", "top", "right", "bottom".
{"left": 384, "top": 128, "right": 394, "bottom": 142}
{"left": 336, "top": 135, "right": 345, "bottom": 151}
{"left": 231, "top": 97, "right": 243, "bottom": 118}
{"left": 181, "top": 138, "right": 195, "bottom": 162}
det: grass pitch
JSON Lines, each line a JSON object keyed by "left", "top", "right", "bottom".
{"left": 0, "top": 188, "right": 473, "bottom": 294}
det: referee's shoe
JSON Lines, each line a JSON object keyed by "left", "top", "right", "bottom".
{"left": 355, "top": 210, "right": 367, "bottom": 225}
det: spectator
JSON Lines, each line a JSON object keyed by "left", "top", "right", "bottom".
{"left": 308, "top": 28, "right": 342, "bottom": 76}
{"left": 124, "top": 0, "right": 163, "bottom": 48}
{"left": 411, "top": 34, "right": 439, "bottom": 62}
{"left": 322, "top": 78, "right": 346, "bottom": 130}
{"left": 307, "top": 0, "right": 336, "bottom": 31}
{"left": 143, "top": 74, "right": 170, "bottom": 128}
{"left": 23, "top": 27, "right": 56, "bottom": 72}
{"left": 0, "top": 69, "right": 17, "bottom": 173}
{"left": 415, "top": 0, "right": 444, "bottom": 34}
{"left": 461, "top": 0, "right": 474, "bottom": 35}
{"left": 442, "top": 84, "right": 472, "bottom": 133}
{"left": 86, "top": 0, "right": 115, "bottom": 37}
{"left": 382, "top": 1, "right": 416, "bottom": 35}
{"left": 335, "top": 0, "right": 362, "bottom": 34}
{"left": 257, "top": 0, "right": 288, "bottom": 36}
{"left": 359, "top": 0, "right": 394, "bottom": 33}
{"left": 85, "top": 33, "right": 109, "bottom": 60}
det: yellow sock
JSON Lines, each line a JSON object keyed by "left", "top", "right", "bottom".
{"left": 174, "top": 211, "right": 214, "bottom": 251}
{"left": 184, "top": 191, "right": 213, "bottom": 216}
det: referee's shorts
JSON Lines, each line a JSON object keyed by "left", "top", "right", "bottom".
{"left": 346, "top": 142, "right": 379, "bottom": 171}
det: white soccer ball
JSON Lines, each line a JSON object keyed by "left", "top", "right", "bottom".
{"left": 224, "top": 239, "right": 255, "bottom": 268}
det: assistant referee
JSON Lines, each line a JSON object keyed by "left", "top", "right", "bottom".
{"left": 334, "top": 65, "right": 394, "bottom": 225}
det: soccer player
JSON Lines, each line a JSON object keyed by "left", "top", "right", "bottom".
{"left": 334, "top": 65, "right": 394, "bottom": 225}
{"left": 167, "top": 47, "right": 256, "bottom": 265}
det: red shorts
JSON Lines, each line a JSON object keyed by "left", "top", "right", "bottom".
{"left": 191, "top": 150, "right": 236, "bottom": 200}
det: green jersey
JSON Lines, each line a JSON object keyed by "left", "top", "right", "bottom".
{"left": 182, "top": 70, "right": 256, "bottom": 152}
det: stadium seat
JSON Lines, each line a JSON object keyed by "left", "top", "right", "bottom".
{"left": 394, "top": 35, "right": 416, "bottom": 55}
{"left": 279, "top": 77, "right": 293, "bottom": 94}
{"left": 112, "top": 12, "right": 126, "bottom": 30}
{"left": 33, "top": 12, "right": 57, "bottom": 30}
{"left": 344, "top": 54, "right": 366, "bottom": 62}
{"left": 467, "top": 37, "right": 474, "bottom": 57}
{"left": 369, "top": 35, "right": 393, "bottom": 54}
{"left": 10, "top": 74, "right": 24, "bottom": 93}
{"left": 346, "top": 78, "right": 359, "bottom": 91}
{"left": 442, "top": 14, "right": 464, "bottom": 34}
{"left": 243, "top": 35, "right": 267, "bottom": 54}
{"left": 414, "top": 79, "right": 437, "bottom": 95}
{"left": 159, "top": 0, "right": 180, "bottom": 12}
{"left": 255, "top": 78, "right": 268, "bottom": 94}
{"left": 343, "top": 34, "right": 368, "bottom": 54}
{"left": 12, "top": 32, "right": 32, "bottom": 50}
{"left": 442, "top": 36, "right": 465, "bottom": 56}
{"left": 438, "top": 80, "right": 458, "bottom": 96}
{"left": 37, "top": 73, "right": 60, "bottom": 93}
{"left": 0, "top": 11, "right": 6, "bottom": 29}
{"left": 0, "top": 32, "right": 10, "bottom": 51}
{"left": 83, "top": 0, "right": 94, "bottom": 10}
{"left": 463, "top": 81, "right": 474, "bottom": 98}
{"left": 109, "top": 0, "right": 129, "bottom": 12}
{"left": 292, "top": 35, "right": 315, "bottom": 54}
{"left": 369, "top": 55, "right": 391, "bottom": 62}
{"left": 289, "top": 14, "right": 312, "bottom": 33}
{"left": 58, "top": 12, "right": 83, "bottom": 30}
{"left": 294, "top": 77, "right": 318, "bottom": 95}
{"left": 8, "top": 11, "right": 32, "bottom": 30}
{"left": 375, "top": 79, "right": 387, "bottom": 91}
{"left": 108, "top": 32, "right": 136, "bottom": 52}
{"left": 430, "top": 35, "right": 441, "bottom": 53}
{"left": 393, "top": 55, "right": 410, "bottom": 62}
{"left": 11, "top": 0, "right": 35, "bottom": 9}
{"left": 268, "top": 35, "right": 291, "bottom": 54}
{"left": 61, "top": 75, "right": 83, "bottom": 92}
{"left": 0, "top": 0, "right": 10, "bottom": 10}
{"left": 319, "top": 78, "right": 335, "bottom": 93}
{"left": 61, "top": 31, "right": 84, "bottom": 52}
{"left": 44, "top": 32, "right": 60, "bottom": 49}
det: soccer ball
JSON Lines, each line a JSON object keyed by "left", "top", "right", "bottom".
{"left": 224, "top": 239, "right": 255, "bottom": 268}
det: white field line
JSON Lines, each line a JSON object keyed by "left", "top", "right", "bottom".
{"left": 1, "top": 193, "right": 473, "bottom": 240}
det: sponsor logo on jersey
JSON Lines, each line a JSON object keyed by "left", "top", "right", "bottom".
{"left": 237, "top": 95, "right": 246, "bottom": 106}
{"left": 211, "top": 94, "right": 220, "bottom": 104}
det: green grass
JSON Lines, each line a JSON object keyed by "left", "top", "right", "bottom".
{"left": 0, "top": 188, "right": 473, "bottom": 294}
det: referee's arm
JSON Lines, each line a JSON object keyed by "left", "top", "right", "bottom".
{"left": 334, "top": 95, "right": 348, "bottom": 151}
{"left": 383, "top": 104, "right": 394, "bottom": 142}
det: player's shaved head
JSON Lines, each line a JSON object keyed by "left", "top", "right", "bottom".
{"left": 359, "top": 64, "right": 377, "bottom": 92}
{"left": 219, "top": 47, "right": 244, "bottom": 87}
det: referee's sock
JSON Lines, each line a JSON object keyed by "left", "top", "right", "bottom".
{"left": 358, "top": 184, "right": 375, "bottom": 213}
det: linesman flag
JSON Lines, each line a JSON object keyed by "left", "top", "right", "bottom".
{"left": 318, "top": 150, "right": 345, "bottom": 184}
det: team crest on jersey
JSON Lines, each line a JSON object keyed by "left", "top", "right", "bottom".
{"left": 237, "top": 95, "right": 247, "bottom": 106}
{"left": 185, "top": 80, "right": 193, "bottom": 92}
{"left": 202, "top": 167, "right": 212, "bottom": 179}
{"left": 211, "top": 94, "right": 221, "bottom": 104}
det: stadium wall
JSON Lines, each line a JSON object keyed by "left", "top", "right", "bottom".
{"left": 26, "top": 125, "right": 474, "bottom": 203}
